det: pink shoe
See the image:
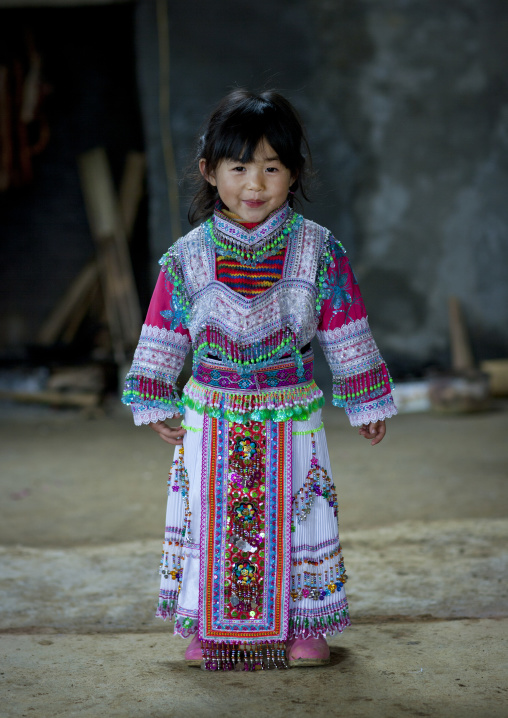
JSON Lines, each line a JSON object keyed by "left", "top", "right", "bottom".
{"left": 286, "top": 636, "right": 330, "bottom": 667}
{"left": 185, "top": 633, "right": 203, "bottom": 666}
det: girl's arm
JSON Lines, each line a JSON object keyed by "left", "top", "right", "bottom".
{"left": 316, "top": 235, "right": 397, "bottom": 442}
{"left": 122, "top": 269, "right": 191, "bottom": 430}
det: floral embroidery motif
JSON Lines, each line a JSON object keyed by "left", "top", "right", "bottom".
{"left": 318, "top": 253, "right": 362, "bottom": 329}
{"left": 234, "top": 502, "right": 258, "bottom": 523}
{"left": 233, "top": 560, "right": 257, "bottom": 586}
{"left": 160, "top": 292, "right": 189, "bottom": 331}
{"left": 174, "top": 614, "right": 198, "bottom": 638}
{"left": 319, "top": 264, "right": 352, "bottom": 313}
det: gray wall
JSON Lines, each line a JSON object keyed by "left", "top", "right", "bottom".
{"left": 321, "top": 0, "right": 508, "bottom": 371}
{"left": 136, "top": 0, "right": 508, "bottom": 375}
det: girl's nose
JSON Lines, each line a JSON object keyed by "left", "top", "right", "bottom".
{"left": 246, "top": 169, "right": 264, "bottom": 191}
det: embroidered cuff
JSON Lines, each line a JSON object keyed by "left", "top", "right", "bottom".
{"left": 340, "top": 394, "right": 398, "bottom": 427}
{"left": 128, "top": 324, "right": 190, "bottom": 386}
{"left": 122, "top": 375, "right": 182, "bottom": 425}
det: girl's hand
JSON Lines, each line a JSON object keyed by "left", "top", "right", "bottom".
{"left": 150, "top": 417, "right": 186, "bottom": 445}
{"left": 358, "top": 420, "right": 386, "bottom": 446}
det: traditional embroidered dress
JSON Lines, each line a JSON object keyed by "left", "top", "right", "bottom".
{"left": 122, "top": 201, "right": 396, "bottom": 670}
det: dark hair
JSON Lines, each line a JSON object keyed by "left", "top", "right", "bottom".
{"left": 188, "top": 89, "right": 312, "bottom": 224}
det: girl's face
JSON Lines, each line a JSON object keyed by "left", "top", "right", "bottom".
{"left": 199, "top": 139, "right": 295, "bottom": 223}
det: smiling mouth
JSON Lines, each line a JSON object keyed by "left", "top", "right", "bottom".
{"left": 243, "top": 200, "right": 266, "bottom": 207}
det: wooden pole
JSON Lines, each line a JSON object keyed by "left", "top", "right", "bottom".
{"left": 119, "top": 151, "right": 146, "bottom": 242}
{"left": 37, "top": 151, "right": 146, "bottom": 347}
{"left": 36, "top": 261, "right": 98, "bottom": 346}
{"left": 77, "top": 148, "right": 142, "bottom": 364}
{"left": 449, "top": 296, "right": 475, "bottom": 372}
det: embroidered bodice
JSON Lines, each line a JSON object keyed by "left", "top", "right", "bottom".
{"left": 122, "top": 202, "right": 397, "bottom": 426}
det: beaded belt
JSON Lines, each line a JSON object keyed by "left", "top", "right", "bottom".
{"left": 193, "top": 352, "right": 314, "bottom": 393}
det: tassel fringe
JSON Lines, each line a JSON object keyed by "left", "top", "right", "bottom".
{"left": 200, "top": 641, "right": 289, "bottom": 671}
{"left": 181, "top": 377, "right": 324, "bottom": 425}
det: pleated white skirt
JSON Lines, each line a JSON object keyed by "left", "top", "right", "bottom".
{"left": 156, "top": 406, "right": 350, "bottom": 640}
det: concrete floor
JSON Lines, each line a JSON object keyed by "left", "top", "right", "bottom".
{"left": 1, "top": 398, "right": 507, "bottom": 717}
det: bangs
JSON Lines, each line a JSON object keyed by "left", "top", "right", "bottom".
{"left": 208, "top": 100, "right": 303, "bottom": 172}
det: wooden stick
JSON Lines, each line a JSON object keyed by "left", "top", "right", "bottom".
{"left": 449, "top": 296, "right": 475, "bottom": 372}
{"left": 119, "top": 151, "right": 146, "bottom": 242}
{"left": 37, "top": 151, "right": 145, "bottom": 347}
{"left": 61, "top": 277, "right": 100, "bottom": 345}
{"left": 36, "top": 261, "right": 98, "bottom": 345}
{"left": 78, "top": 148, "right": 142, "bottom": 363}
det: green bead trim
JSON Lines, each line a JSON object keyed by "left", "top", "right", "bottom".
{"left": 181, "top": 423, "right": 202, "bottom": 432}
{"left": 205, "top": 211, "right": 303, "bottom": 267}
{"left": 179, "top": 421, "right": 325, "bottom": 434}
{"left": 192, "top": 335, "right": 297, "bottom": 375}
{"left": 178, "top": 393, "right": 325, "bottom": 426}
{"left": 292, "top": 421, "right": 324, "bottom": 436}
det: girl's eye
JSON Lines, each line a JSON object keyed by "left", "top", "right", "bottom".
{"left": 232, "top": 166, "right": 246, "bottom": 172}
{"left": 266, "top": 167, "right": 279, "bottom": 173}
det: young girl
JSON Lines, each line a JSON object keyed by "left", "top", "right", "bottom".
{"left": 122, "top": 89, "right": 396, "bottom": 671}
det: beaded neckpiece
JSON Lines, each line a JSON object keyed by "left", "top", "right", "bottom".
{"left": 205, "top": 202, "right": 303, "bottom": 267}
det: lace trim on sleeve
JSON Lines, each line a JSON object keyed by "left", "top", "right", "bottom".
{"left": 342, "top": 395, "right": 398, "bottom": 426}
{"left": 130, "top": 402, "right": 183, "bottom": 427}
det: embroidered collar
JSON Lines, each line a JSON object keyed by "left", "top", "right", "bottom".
{"left": 213, "top": 201, "right": 291, "bottom": 248}
{"left": 204, "top": 201, "right": 303, "bottom": 267}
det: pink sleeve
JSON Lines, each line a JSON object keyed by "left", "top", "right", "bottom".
{"left": 121, "top": 271, "right": 191, "bottom": 425}
{"left": 316, "top": 244, "right": 397, "bottom": 426}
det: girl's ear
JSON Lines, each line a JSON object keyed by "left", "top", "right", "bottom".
{"left": 199, "top": 159, "right": 217, "bottom": 186}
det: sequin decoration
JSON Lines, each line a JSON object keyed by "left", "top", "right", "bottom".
{"left": 169, "top": 446, "right": 193, "bottom": 544}
{"left": 292, "top": 433, "right": 338, "bottom": 528}
{"left": 289, "top": 546, "right": 348, "bottom": 603}
{"left": 199, "top": 415, "right": 292, "bottom": 656}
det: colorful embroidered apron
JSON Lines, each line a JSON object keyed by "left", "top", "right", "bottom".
{"left": 199, "top": 415, "right": 292, "bottom": 670}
